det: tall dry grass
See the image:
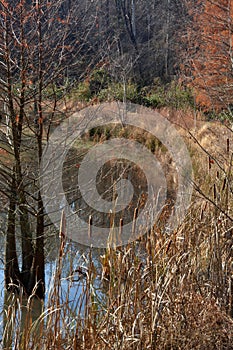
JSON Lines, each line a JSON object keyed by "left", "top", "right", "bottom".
{"left": 2, "top": 205, "right": 233, "bottom": 348}
{"left": 1, "top": 126, "right": 233, "bottom": 350}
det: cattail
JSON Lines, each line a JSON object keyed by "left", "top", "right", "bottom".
{"left": 222, "top": 177, "right": 226, "bottom": 191}
{"left": 118, "top": 218, "right": 123, "bottom": 244}
{"left": 88, "top": 215, "right": 92, "bottom": 239}
{"left": 208, "top": 156, "right": 214, "bottom": 171}
{"left": 213, "top": 183, "right": 217, "bottom": 200}
{"left": 227, "top": 138, "right": 229, "bottom": 154}
{"left": 131, "top": 207, "right": 138, "bottom": 235}
{"left": 200, "top": 208, "right": 204, "bottom": 221}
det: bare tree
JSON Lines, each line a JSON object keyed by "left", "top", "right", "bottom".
{"left": 0, "top": 0, "right": 100, "bottom": 298}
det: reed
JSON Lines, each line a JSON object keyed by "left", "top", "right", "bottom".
{"left": 1, "top": 143, "right": 233, "bottom": 350}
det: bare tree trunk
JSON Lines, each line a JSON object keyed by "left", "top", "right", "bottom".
{"left": 5, "top": 170, "right": 21, "bottom": 292}
{"left": 29, "top": 89, "right": 45, "bottom": 298}
{"left": 28, "top": 190, "right": 45, "bottom": 298}
{"left": 29, "top": 0, "right": 45, "bottom": 298}
{"left": 12, "top": 118, "right": 34, "bottom": 291}
{"left": 131, "top": 0, "right": 136, "bottom": 39}
{"left": 165, "top": 0, "right": 170, "bottom": 80}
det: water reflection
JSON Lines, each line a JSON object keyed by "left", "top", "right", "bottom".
{"left": 0, "top": 231, "right": 104, "bottom": 346}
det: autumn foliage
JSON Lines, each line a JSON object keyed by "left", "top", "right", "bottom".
{"left": 189, "top": 0, "right": 233, "bottom": 111}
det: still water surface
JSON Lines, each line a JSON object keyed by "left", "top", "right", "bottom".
{"left": 0, "top": 227, "right": 104, "bottom": 340}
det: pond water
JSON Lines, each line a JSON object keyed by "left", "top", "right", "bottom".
{"left": 0, "top": 226, "right": 105, "bottom": 341}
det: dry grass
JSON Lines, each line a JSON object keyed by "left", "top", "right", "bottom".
{"left": 1, "top": 113, "right": 233, "bottom": 350}
{"left": 2, "top": 205, "right": 233, "bottom": 349}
